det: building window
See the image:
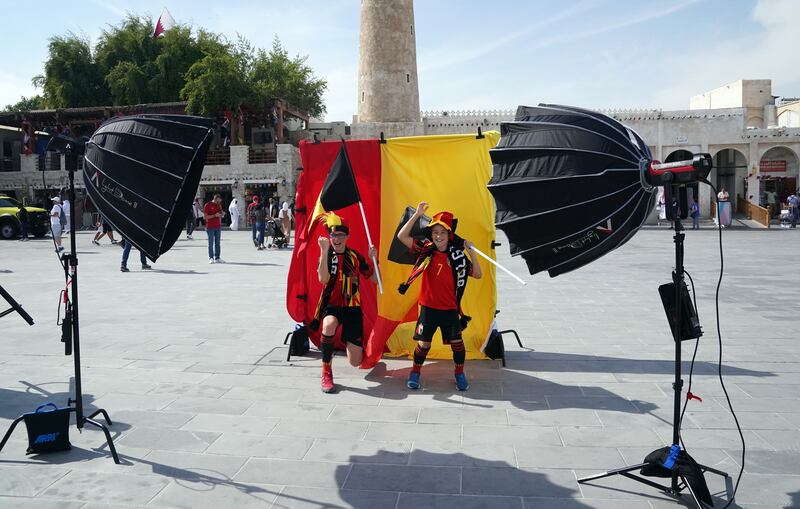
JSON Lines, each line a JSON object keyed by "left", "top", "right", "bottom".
{"left": 411, "top": 24, "right": 414, "bottom": 35}
{"left": 406, "top": 74, "right": 410, "bottom": 83}
{"left": 361, "top": 91, "right": 365, "bottom": 103}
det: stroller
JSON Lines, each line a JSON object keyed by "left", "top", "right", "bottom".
{"left": 266, "top": 219, "right": 288, "bottom": 248}
{"left": 780, "top": 208, "right": 792, "bottom": 228}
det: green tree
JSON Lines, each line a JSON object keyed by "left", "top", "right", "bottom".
{"left": 39, "top": 33, "right": 108, "bottom": 107}
{"left": 34, "top": 16, "right": 327, "bottom": 116}
{"left": 181, "top": 53, "right": 248, "bottom": 116}
{"left": 3, "top": 95, "right": 47, "bottom": 112}
{"left": 248, "top": 38, "right": 327, "bottom": 117}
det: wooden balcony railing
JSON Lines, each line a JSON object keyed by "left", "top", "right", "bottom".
{"left": 205, "top": 147, "right": 231, "bottom": 165}
{"left": 248, "top": 147, "right": 277, "bottom": 164}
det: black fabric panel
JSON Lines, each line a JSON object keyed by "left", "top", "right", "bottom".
{"left": 83, "top": 115, "right": 213, "bottom": 261}
{"left": 490, "top": 104, "right": 654, "bottom": 277}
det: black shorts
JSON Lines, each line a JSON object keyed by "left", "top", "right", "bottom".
{"left": 322, "top": 306, "right": 363, "bottom": 347}
{"left": 102, "top": 223, "right": 112, "bottom": 233}
{"left": 413, "top": 305, "right": 461, "bottom": 343}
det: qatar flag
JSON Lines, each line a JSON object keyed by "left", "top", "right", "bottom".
{"left": 153, "top": 8, "right": 176, "bottom": 38}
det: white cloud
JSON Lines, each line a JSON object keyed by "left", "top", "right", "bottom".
{"left": 651, "top": 0, "right": 800, "bottom": 108}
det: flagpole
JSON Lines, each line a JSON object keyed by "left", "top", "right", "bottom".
{"left": 468, "top": 245, "right": 527, "bottom": 286}
{"left": 357, "top": 201, "right": 384, "bottom": 294}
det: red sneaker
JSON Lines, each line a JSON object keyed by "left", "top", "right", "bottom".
{"left": 321, "top": 364, "right": 335, "bottom": 393}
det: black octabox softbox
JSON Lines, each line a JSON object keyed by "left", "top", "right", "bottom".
{"left": 83, "top": 115, "right": 213, "bottom": 261}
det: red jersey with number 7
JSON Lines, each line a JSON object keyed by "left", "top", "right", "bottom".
{"left": 419, "top": 250, "right": 457, "bottom": 310}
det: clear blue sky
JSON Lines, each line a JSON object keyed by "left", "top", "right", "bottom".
{"left": 2, "top": 0, "right": 797, "bottom": 121}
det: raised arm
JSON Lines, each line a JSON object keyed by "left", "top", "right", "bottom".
{"left": 397, "top": 201, "right": 428, "bottom": 249}
{"left": 317, "top": 236, "right": 331, "bottom": 284}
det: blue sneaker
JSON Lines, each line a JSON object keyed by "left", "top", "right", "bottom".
{"left": 407, "top": 371, "right": 421, "bottom": 390}
{"left": 455, "top": 373, "right": 470, "bottom": 391}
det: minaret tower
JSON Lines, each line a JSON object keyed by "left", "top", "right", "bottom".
{"left": 353, "top": 0, "right": 423, "bottom": 138}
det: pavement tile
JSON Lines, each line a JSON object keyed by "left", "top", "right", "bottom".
{"left": 234, "top": 458, "right": 348, "bottom": 488}
{"left": 327, "top": 404, "right": 420, "bottom": 423}
{"left": 399, "top": 493, "right": 523, "bottom": 509}
{"left": 515, "top": 445, "right": 626, "bottom": 470}
{"left": 39, "top": 470, "right": 169, "bottom": 505}
{"left": 163, "top": 396, "right": 253, "bottom": 415}
{"left": 148, "top": 480, "right": 279, "bottom": 508}
{"left": 344, "top": 463, "right": 461, "bottom": 493}
{"left": 270, "top": 419, "right": 368, "bottom": 440}
{"left": 180, "top": 413, "right": 279, "bottom": 435}
{"left": 116, "top": 427, "right": 220, "bottom": 453}
{"left": 273, "top": 486, "right": 399, "bottom": 509}
{"left": 132, "top": 450, "right": 248, "bottom": 479}
{"left": 364, "top": 422, "right": 462, "bottom": 444}
{"left": 0, "top": 465, "right": 71, "bottom": 497}
{"left": 303, "top": 439, "right": 411, "bottom": 464}
{"left": 461, "top": 467, "right": 578, "bottom": 497}
{"left": 205, "top": 432, "right": 314, "bottom": 459}
{"left": 409, "top": 443, "right": 517, "bottom": 467}
{"left": 418, "top": 407, "right": 509, "bottom": 425}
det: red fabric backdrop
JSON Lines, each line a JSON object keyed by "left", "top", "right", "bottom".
{"left": 287, "top": 139, "right": 382, "bottom": 350}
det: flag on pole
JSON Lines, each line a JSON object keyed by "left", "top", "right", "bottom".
{"left": 308, "top": 142, "right": 362, "bottom": 233}
{"left": 153, "top": 7, "right": 176, "bottom": 38}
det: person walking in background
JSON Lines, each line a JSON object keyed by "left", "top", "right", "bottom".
{"left": 62, "top": 196, "right": 71, "bottom": 234}
{"left": 50, "top": 196, "right": 65, "bottom": 252}
{"left": 120, "top": 238, "right": 152, "bottom": 272}
{"left": 204, "top": 194, "right": 225, "bottom": 263}
{"left": 229, "top": 198, "right": 240, "bottom": 230}
{"left": 279, "top": 201, "right": 293, "bottom": 243}
{"left": 689, "top": 198, "right": 700, "bottom": 230}
{"left": 788, "top": 192, "right": 799, "bottom": 228}
{"left": 16, "top": 203, "right": 29, "bottom": 241}
{"left": 194, "top": 197, "right": 204, "bottom": 229}
{"left": 267, "top": 196, "right": 278, "bottom": 219}
{"left": 186, "top": 199, "right": 198, "bottom": 239}
{"left": 248, "top": 195, "right": 260, "bottom": 247}
{"left": 93, "top": 216, "right": 118, "bottom": 245}
{"left": 254, "top": 201, "right": 267, "bottom": 250}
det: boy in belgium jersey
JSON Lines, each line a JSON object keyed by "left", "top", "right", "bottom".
{"left": 311, "top": 213, "right": 378, "bottom": 393}
{"left": 397, "top": 202, "right": 482, "bottom": 391}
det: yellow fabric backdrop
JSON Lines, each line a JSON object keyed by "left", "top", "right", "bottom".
{"left": 378, "top": 132, "right": 500, "bottom": 360}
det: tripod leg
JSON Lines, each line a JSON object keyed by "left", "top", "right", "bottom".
{"left": 83, "top": 418, "right": 120, "bottom": 464}
{"left": 578, "top": 463, "right": 651, "bottom": 483}
{"left": 679, "top": 474, "right": 707, "bottom": 509}
{"left": 698, "top": 463, "right": 730, "bottom": 478}
{"left": 0, "top": 416, "right": 24, "bottom": 452}
{"left": 86, "top": 408, "right": 113, "bottom": 426}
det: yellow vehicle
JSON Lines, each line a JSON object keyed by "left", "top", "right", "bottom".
{"left": 0, "top": 195, "right": 50, "bottom": 239}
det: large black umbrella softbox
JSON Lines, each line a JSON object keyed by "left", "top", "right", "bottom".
{"left": 489, "top": 104, "right": 654, "bottom": 277}
{"left": 83, "top": 115, "right": 213, "bottom": 261}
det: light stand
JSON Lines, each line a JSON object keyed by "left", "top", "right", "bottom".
{"left": 577, "top": 174, "right": 729, "bottom": 507}
{"left": 0, "top": 149, "right": 120, "bottom": 464}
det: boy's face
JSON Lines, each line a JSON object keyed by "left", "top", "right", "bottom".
{"left": 329, "top": 231, "right": 348, "bottom": 252}
{"left": 431, "top": 225, "right": 449, "bottom": 251}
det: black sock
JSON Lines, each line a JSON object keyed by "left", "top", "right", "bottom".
{"left": 321, "top": 334, "right": 334, "bottom": 364}
{"left": 412, "top": 344, "right": 430, "bottom": 373}
{"left": 450, "top": 340, "right": 466, "bottom": 373}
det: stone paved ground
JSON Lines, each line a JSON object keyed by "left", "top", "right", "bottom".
{"left": 0, "top": 226, "right": 798, "bottom": 508}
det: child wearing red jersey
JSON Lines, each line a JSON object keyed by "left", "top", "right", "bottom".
{"left": 397, "top": 202, "right": 482, "bottom": 391}
{"left": 311, "top": 213, "right": 378, "bottom": 393}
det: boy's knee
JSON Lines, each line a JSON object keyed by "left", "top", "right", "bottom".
{"left": 417, "top": 341, "right": 432, "bottom": 350}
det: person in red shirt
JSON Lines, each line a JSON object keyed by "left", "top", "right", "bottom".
{"left": 203, "top": 194, "right": 225, "bottom": 263}
{"left": 311, "top": 213, "right": 378, "bottom": 393}
{"left": 397, "top": 202, "right": 482, "bottom": 391}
